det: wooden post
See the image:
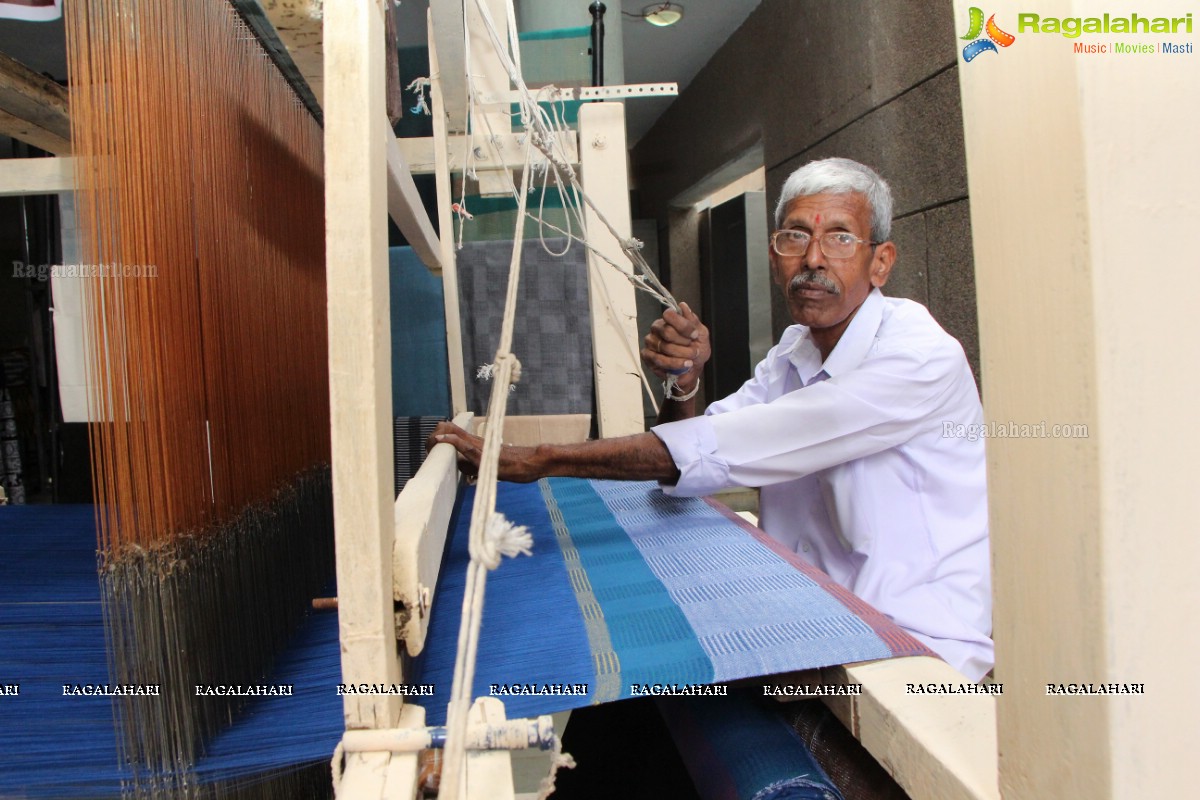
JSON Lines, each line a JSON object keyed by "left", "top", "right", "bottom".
{"left": 578, "top": 102, "right": 644, "bottom": 437}
{"left": 954, "top": 1, "right": 1198, "bottom": 796}
{"left": 324, "top": 0, "right": 401, "bottom": 730}
{"left": 429, "top": 11, "right": 469, "bottom": 414}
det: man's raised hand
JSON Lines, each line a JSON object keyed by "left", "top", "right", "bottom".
{"left": 641, "top": 302, "right": 711, "bottom": 392}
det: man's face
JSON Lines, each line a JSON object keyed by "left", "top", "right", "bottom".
{"left": 770, "top": 192, "right": 895, "bottom": 329}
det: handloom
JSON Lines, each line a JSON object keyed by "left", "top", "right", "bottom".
{"left": 64, "top": 0, "right": 332, "bottom": 793}
{"left": 0, "top": 481, "right": 926, "bottom": 798}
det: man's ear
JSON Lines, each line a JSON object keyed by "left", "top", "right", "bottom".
{"left": 870, "top": 241, "right": 897, "bottom": 288}
{"left": 769, "top": 245, "right": 785, "bottom": 287}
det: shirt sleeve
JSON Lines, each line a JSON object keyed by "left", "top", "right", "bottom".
{"left": 653, "top": 341, "right": 967, "bottom": 496}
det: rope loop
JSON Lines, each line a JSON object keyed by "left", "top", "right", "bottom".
{"left": 664, "top": 374, "right": 700, "bottom": 402}
{"left": 471, "top": 512, "right": 533, "bottom": 570}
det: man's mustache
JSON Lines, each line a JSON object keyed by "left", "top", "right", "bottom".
{"left": 789, "top": 271, "right": 840, "bottom": 295}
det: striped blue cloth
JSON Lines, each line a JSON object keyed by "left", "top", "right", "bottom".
{"left": 412, "top": 478, "right": 932, "bottom": 724}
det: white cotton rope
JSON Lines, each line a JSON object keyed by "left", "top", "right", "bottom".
{"left": 441, "top": 0, "right": 701, "bottom": 793}
{"left": 464, "top": 0, "right": 696, "bottom": 404}
{"left": 439, "top": 41, "right": 537, "bottom": 793}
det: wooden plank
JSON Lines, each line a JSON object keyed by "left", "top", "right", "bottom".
{"left": 578, "top": 102, "right": 644, "bottom": 437}
{"left": 384, "top": 114, "right": 443, "bottom": 272}
{"left": 394, "top": 410, "right": 472, "bottom": 657}
{"left": 231, "top": 0, "right": 323, "bottom": 119}
{"left": 0, "top": 52, "right": 70, "bottom": 155}
{"left": 832, "top": 659, "right": 999, "bottom": 800}
{"left": 324, "top": 0, "right": 402, "bottom": 730}
{"left": 258, "top": 0, "right": 326, "bottom": 109}
{"left": 429, "top": 0, "right": 513, "bottom": 193}
{"left": 464, "top": 0, "right": 512, "bottom": 196}
{"left": 462, "top": 698, "right": 517, "bottom": 800}
{"left": 428, "top": 0, "right": 467, "bottom": 133}
{"left": 476, "top": 413, "right": 591, "bottom": 446}
{"left": 397, "top": 131, "right": 579, "bottom": 175}
{"left": 429, "top": 15, "right": 469, "bottom": 414}
{"left": 0, "top": 156, "right": 73, "bottom": 196}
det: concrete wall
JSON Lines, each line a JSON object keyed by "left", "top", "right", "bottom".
{"left": 630, "top": 0, "right": 979, "bottom": 380}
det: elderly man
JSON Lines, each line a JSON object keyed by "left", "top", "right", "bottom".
{"left": 433, "top": 157, "right": 993, "bottom": 681}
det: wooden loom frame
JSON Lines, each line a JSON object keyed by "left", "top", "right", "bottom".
{"left": 317, "top": 3, "right": 1003, "bottom": 798}
{"left": 303, "top": 0, "right": 1005, "bottom": 797}
{"left": 323, "top": 1, "right": 653, "bottom": 795}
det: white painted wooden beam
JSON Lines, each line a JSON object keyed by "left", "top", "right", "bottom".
{"left": 829, "top": 659, "right": 998, "bottom": 800}
{"left": 578, "top": 102, "right": 643, "bottom": 437}
{"left": 429, "top": 0, "right": 467, "bottom": 133}
{"left": 954, "top": 1, "right": 1198, "bottom": 796}
{"left": 257, "top": 0, "right": 325, "bottom": 108}
{"left": 394, "top": 411, "right": 472, "bottom": 657}
{"left": 763, "top": 657, "right": 999, "bottom": 800}
{"left": 0, "top": 156, "right": 73, "bottom": 196}
{"left": 324, "top": 0, "right": 402, "bottom": 731}
{"left": 384, "top": 115, "right": 443, "bottom": 272}
{"left": 429, "top": 12, "right": 469, "bottom": 415}
{"left": 335, "top": 705, "right": 425, "bottom": 798}
{"left": 397, "top": 131, "right": 579, "bottom": 175}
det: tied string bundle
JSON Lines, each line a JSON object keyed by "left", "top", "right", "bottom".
{"left": 65, "top": 0, "right": 333, "bottom": 794}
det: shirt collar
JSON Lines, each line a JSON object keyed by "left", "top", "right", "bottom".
{"left": 820, "top": 287, "right": 885, "bottom": 377}
{"left": 786, "top": 287, "right": 885, "bottom": 380}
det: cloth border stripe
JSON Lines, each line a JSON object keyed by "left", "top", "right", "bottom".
{"left": 702, "top": 498, "right": 935, "bottom": 660}
{"left": 538, "top": 478, "right": 622, "bottom": 702}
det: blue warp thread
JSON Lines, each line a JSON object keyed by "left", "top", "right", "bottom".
{"left": 0, "top": 505, "right": 343, "bottom": 797}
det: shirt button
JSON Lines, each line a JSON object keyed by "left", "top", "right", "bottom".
{"left": 802, "top": 544, "right": 811, "bottom": 553}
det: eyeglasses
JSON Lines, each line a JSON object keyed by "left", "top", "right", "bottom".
{"left": 771, "top": 229, "right": 879, "bottom": 260}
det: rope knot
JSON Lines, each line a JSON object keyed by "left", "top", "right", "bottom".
{"left": 474, "top": 512, "right": 533, "bottom": 569}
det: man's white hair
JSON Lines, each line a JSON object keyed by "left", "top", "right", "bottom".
{"left": 774, "top": 157, "right": 894, "bottom": 242}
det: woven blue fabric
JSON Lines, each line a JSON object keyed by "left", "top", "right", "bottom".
{"left": 0, "top": 506, "right": 127, "bottom": 797}
{"left": 546, "top": 478, "right": 713, "bottom": 697}
{"left": 412, "top": 478, "right": 931, "bottom": 725}
{"left": 412, "top": 480, "right": 597, "bottom": 725}
{"left": 588, "top": 480, "right": 893, "bottom": 676}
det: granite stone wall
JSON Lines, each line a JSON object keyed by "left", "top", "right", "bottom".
{"left": 630, "top": 0, "right": 980, "bottom": 382}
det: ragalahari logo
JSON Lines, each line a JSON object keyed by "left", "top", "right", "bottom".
{"left": 960, "top": 7, "right": 1016, "bottom": 61}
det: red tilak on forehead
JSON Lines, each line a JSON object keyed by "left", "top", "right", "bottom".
{"left": 815, "top": 214, "right": 822, "bottom": 225}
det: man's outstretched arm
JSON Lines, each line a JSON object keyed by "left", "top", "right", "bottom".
{"left": 430, "top": 422, "right": 680, "bottom": 485}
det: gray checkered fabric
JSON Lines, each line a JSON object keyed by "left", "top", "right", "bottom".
{"left": 457, "top": 238, "right": 594, "bottom": 417}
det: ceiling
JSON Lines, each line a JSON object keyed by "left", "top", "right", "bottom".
{"left": 394, "top": 0, "right": 762, "bottom": 144}
{"left": 0, "top": 0, "right": 761, "bottom": 146}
